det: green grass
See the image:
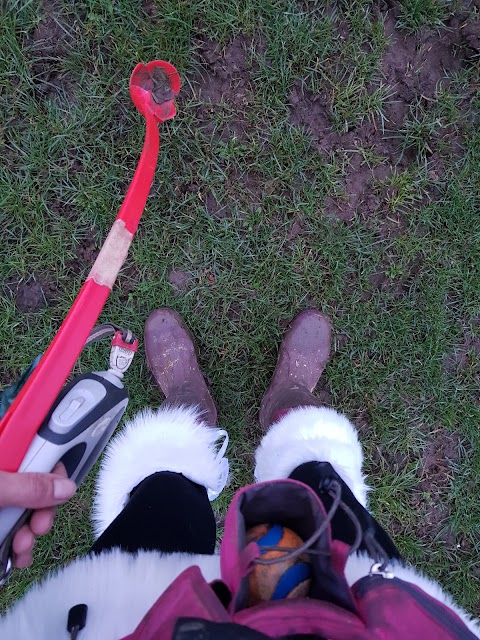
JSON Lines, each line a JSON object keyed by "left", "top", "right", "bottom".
{"left": 1, "top": 0, "right": 480, "bottom": 619}
{"left": 397, "top": 0, "right": 453, "bottom": 33}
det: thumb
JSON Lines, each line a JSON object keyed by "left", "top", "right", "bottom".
{"left": 0, "top": 471, "right": 76, "bottom": 509}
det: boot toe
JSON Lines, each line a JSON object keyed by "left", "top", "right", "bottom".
{"left": 259, "top": 309, "right": 333, "bottom": 429}
{"left": 144, "top": 308, "right": 217, "bottom": 425}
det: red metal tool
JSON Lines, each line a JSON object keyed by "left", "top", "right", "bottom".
{"left": 0, "top": 61, "right": 181, "bottom": 472}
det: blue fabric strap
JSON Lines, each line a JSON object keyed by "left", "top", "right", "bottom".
{"left": 272, "top": 562, "right": 312, "bottom": 600}
{"left": 256, "top": 524, "right": 283, "bottom": 555}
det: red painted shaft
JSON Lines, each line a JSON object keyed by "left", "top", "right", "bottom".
{"left": 0, "top": 115, "right": 159, "bottom": 472}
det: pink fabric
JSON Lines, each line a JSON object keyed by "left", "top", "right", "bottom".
{"left": 354, "top": 579, "right": 475, "bottom": 639}
{"left": 122, "top": 479, "right": 476, "bottom": 640}
{"left": 271, "top": 408, "right": 290, "bottom": 424}
{"left": 120, "top": 566, "right": 229, "bottom": 640}
{"left": 234, "top": 599, "right": 367, "bottom": 639}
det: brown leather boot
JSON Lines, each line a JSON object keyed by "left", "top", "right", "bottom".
{"left": 144, "top": 308, "right": 217, "bottom": 425}
{"left": 259, "top": 309, "right": 332, "bottom": 430}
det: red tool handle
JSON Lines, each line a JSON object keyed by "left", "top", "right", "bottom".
{"left": 0, "top": 61, "right": 180, "bottom": 472}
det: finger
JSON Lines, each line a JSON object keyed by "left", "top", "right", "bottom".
{"left": 51, "top": 462, "right": 68, "bottom": 478}
{"left": 0, "top": 470, "right": 76, "bottom": 509}
{"left": 30, "top": 507, "right": 56, "bottom": 536}
{"left": 12, "top": 525, "right": 35, "bottom": 556}
{"left": 16, "top": 463, "right": 66, "bottom": 535}
{"left": 14, "top": 548, "right": 34, "bottom": 569}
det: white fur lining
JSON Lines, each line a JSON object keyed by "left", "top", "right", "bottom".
{"left": 345, "top": 552, "right": 480, "bottom": 637}
{"left": 2, "top": 402, "right": 477, "bottom": 638}
{"left": 2, "top": 550, "right": 478, "bottom": 639}
{"left": 0, "top": 550, "right": 220, "bottom": 640}
{"left": 254, "top": 405, "right": 369, "bottom": 506}
{"left": 93, "top": 405, "right": 229, "bottom": 538}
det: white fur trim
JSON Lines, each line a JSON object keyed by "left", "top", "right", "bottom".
{"left": 0, "top": 550, "right": 221, "bottom": 640}
{"left": 2, "top": 550, "right": 477, "bottom": 639}
{"left": 254, "top": 406, "right": 368, "bottom": 506}
{"left": 345, "top": 552, "right": 480, "bottom": 637}
{"left": 93, "top": 405, "right": 229, "bottom": 538}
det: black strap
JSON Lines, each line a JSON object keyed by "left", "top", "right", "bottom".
{"left": 290, "top": 462, "right": 402, "bottom": 562}
{"left": 174, "top": 619, "right": 322, "bottom": 640}
{"left": 84, "top": 323, "right": 124, "bottom": 347}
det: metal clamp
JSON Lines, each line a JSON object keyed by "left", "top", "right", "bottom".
{"left": 370, "top": 562, "right": 395, "bottom": 579}
{"left": 109, "top": 331, "right": 138, "bottom": 378}
{"left": 0, "top": 550, "right": 12, "bottom": 586}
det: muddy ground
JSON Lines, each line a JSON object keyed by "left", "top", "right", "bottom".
{"left": 2, "top": 0, "right": 480, "bottom": 601}
{"left": 191, "top": 8, "right": 478, "bottom": 228}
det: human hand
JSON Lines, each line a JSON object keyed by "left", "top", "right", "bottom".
{"left": 0, "top": 463, "right": 76, "bottom": 568}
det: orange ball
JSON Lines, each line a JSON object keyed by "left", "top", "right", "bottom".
{"left": 246, "top": 524, "right": 312, "bottom": 605}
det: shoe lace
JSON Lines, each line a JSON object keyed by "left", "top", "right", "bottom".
{"left": 253, "top": 480, "right": 393, "bottom": 578}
